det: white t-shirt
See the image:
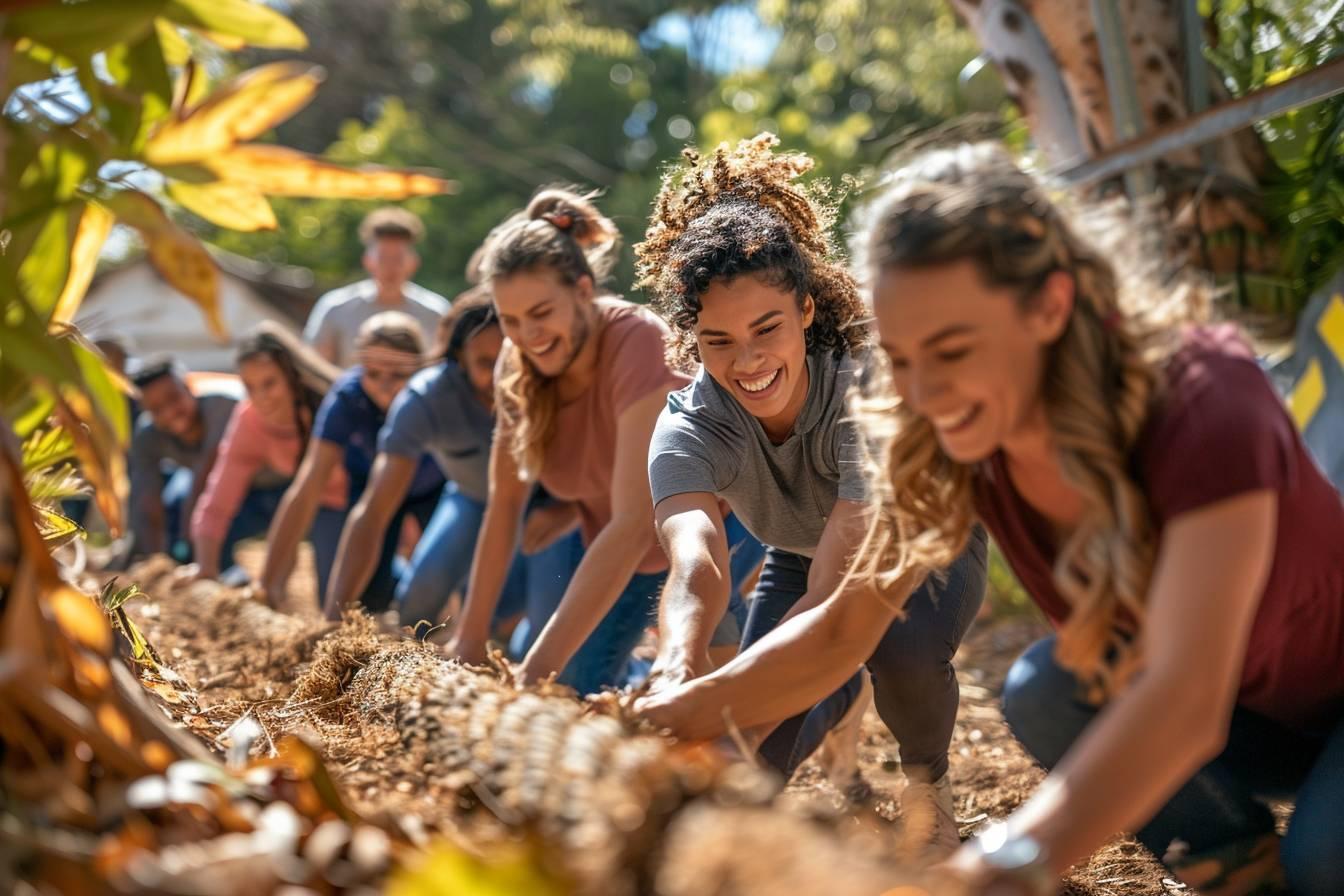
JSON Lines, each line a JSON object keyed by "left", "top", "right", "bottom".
{"left": 302, "top": 279, "right": 450, "bottom": 367}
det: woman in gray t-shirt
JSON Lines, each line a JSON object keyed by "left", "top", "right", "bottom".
{"left": 636, "top": 135, "right": 988, "bottom": 859}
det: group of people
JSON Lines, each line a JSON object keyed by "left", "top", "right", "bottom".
{"left": 119, "top": 137, "right": 1341, "bottom": 895}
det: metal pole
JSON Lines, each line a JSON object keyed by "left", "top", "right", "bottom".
{"left": 1089, "top": 0, "right": 1156, "bottom": 196}
{"left": 1056, "top": 57, "right": 1344, "bottom": 187}
{"left": 1179, "top": 0, "right": 1216, "bottom": 168}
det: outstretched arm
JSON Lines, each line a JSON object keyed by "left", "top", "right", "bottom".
{"left": 515, "top": 389, "right": 668, "bottom": 683}
{"left": 259, "top": 439, "right": 343, "bottom": 604}
{"left": 649, "top": 492, "right": 733, "bottom": 691}
{"left": 319, "top": 453, "right": 417, "bottom": 619}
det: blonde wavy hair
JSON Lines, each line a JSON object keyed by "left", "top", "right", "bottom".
{"left": 856, "top": 143, "right": 1207, "bottom": 696}
{"left": 479, "top": 187, "right": 620, "bottom": 480}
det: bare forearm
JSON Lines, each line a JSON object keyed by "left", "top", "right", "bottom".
{"left": 322, "top": 505, "right": 388, "bottom": 617}
{"left": 522, "top": 519, "right": 653, "bottom": 679}
{"left": 458, "top": 502, "right": 524, "bottom": 640}
{"left": 1011, "top": 675, "right": 1228, "bottom": 873}
{"left": 670, "top": 601, "right": 872, "bottom": 738}
{"left": 656, "top": 560, "right": 729, "bottom": 674}
{"left": 261, "top": 488, "right": 323, "bottom": 590}
{"left": 192, "top": 535, "right": 223, "bottom": 577}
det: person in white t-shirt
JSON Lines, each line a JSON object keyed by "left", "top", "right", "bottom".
{"left": 303, "top": 207, "right": 451, "bottom": 367}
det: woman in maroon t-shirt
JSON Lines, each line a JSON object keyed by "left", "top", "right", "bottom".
{"left": 637, "top": 144, "right": 1344, "bottom": 895}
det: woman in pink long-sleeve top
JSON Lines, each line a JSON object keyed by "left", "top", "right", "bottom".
{"left": 185, "top": 324, "right": 348, "bottom": 593}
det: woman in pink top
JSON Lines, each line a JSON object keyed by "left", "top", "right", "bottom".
{"left": 443, "top": 188, "right": 689, "bottom": 695}
{"left": 639, "top": 144, "right": 1344, "bottom": 894}
{"left": 187, "top": 324, "right": 349, "bottom": 596}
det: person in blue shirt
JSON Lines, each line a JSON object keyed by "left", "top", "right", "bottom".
{"left": 258, "top": 311, "right": 444, "bottom": 611}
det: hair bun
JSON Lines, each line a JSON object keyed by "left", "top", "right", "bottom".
{"left": 542, "top": 212, "right": 574, "bottom": 232}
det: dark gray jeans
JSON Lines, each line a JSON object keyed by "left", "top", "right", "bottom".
{"left": 743, "top": 526, "right": 989, "bottom": 780}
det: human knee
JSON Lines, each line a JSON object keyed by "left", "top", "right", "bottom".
{"left": 1000, "top": 638, "right": 1078, "bottom": 746}
{"left": 1282, "top": 824, "right": 1344, "bottom": 896}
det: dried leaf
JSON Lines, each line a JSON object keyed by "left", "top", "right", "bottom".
{"left": 166, "top": 179, "right": 277, "bottom": 231}
{"left": 104, "top": 189, "right": 224, "bottom": 337}
{"left": 35, "top": 506, "right": 83, "bottom": 547}
{"left": 145, "top": 62, "right": 323, "bottom": 165}
{"left": 387, "top": 841, "right": 568, "bottom": 896}
{"left": 205, "top": 144, "right": 453, "bottom": 199}
{"left": 51, "top": 202, "right": 114, "bottom": 325}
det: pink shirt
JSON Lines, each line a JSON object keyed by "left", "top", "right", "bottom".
{"left": 191, "top": 399, "right": 348, "bottom": 542}
{"left": 537, "top": 299, "right": 690, "bottom": 574}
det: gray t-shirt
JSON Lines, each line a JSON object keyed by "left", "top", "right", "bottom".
{"left": 648, "top": 352, "right": 867, "bottom": 558}
{"left": 303, "top": 279, "right": 450, "bottom": 367}
{"left": 379, "top": 360, "right": 494, "bottom": 503}
{"left": 128, "top": 382, "right": 268, "bottom": 538}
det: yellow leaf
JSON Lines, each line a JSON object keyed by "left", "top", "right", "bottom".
{"left": 166, "top": 180, "right": 277, "bottom": 231}
{"left": 207, "top": 144, "right": 454, "bottom": 199}
{"left": 104, "top": 190, "right": 225, "bottom": 337}
{"left": 97, "top": 701, "right": 134, "bottom": 749}
{"left": 52, "top": 203, "right": 115, "bottom": 325}
{"left": 386, "top": 842, "right": 569, "bottom": 896}
{"left": 161, "top": 0, "right": 307, "bottom": 50}
{"left": 48, "top": 585, "right": 113, "bottom": 655}
{"left": 145, "top": 62, "right": 324, "bottom": 166}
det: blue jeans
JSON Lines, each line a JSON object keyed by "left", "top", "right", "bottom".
{"left": 347, "top": 479, "right": 443, "bottom": 614}
{"left": 1003, "top": 636, "right": 1344, "bottom": 895}
{"left": 743, "top": 526, "right": 989, "bottom": 779}
{"left": 164, "top": 469, "right": 344, "bottom": 596}
{"left": 396, "top": 485, "right": 537, "bottom": 627}
{"left": 712, "top": 513, "right": 764, "bottom": 647}
{"left": 556, "top": 567, "right": 664, "bottom": 696}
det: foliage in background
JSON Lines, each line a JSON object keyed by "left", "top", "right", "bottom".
{"left": 210, "top": 0, "right": 996, "bottom": 299}
{"left": 0, "top": 0, "right": 451, "bottom": 538}
{"left": 1205, "top": 0, "right": 1344, "bottom": 312}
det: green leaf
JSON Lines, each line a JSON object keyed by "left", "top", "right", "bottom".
{"left": 16, "top": 202, "right": 76, "bottom": 317}
{"left": 36, "top": 506, "right": 83, "bottom": 548}
{"left": 103, "top": 27, "right": 175, "bottom": 153}
{"left": 4, "top": 0, "right": 167, "bottom": 58}
{"left": 25, "top": 464, "right": 90, "bottom": 504}
{"left": 99, "top": 578, "right": 144, "bottom": 612}
{"left": 63, "top": 328, "right": 134, "bottom": 448}
{"left": 160, "top": 0, "right": 307, "bottom": 50}
{"left": 20, "top": 427, "right": 77, "bottom": 473}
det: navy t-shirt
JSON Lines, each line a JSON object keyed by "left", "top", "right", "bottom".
{"left": 314, "top": 368, "right": 444, "bottom": 500}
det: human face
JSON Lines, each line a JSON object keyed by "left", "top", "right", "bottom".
{"left": 360, "top": 354, "right": 416, "bottom": 412}
{"left": 460, "top": 324, "right": 504, "bottom": 406}
{"left": 140, "top": 376, "right": 200, "bottom": 442}
{"left": 871, "top": 259, "right": 1072, "bottom": 464}
{"left": 492, "top": 268, "right": 593, "bottom": 379}
{"left": 694, "top": 272, "right": 814, "bottom": 440}
{"left": 239, "top": 355, "right": 295, "bottom": 427}
{"left": 362, "top": 236, "right": 419, "bottom": 293}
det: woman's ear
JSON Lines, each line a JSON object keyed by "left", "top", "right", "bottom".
{"left": 1029, "top": 270, "right": 1075, "bottom": 343}
{"left": 575, "top": 274, "right": 595, "bottom": 302}
{"left": 801, "top": 293, "right": 816, "bottom": 329}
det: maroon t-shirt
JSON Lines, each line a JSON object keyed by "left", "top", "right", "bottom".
{"left": 975, "top": 325, "right": 1344, "bottom": 732}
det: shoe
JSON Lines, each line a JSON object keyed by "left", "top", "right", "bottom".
{"left": 898, "top": 774, "right": 961, "bottom": 864}
{"left": 817, "top": 668, "right": 873, "bottom": 791}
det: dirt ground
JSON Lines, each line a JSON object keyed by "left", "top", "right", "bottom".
{"left": 114, "top": 541, "right": 1181, "bottom": 896}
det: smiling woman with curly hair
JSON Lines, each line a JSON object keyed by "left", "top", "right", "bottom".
{"left": 634, "top": 134, "right": 987, "bottom": 860}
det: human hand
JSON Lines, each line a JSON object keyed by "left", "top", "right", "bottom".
{"left": 443, "top": 633, "right": 490, "bottom": 667}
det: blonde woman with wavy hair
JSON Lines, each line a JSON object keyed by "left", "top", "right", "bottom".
{"left": 638, "top": 143, "right": 1344, "bottom": 895}
{"left": 445, "top": 187, "right": 728, "bottom": 695}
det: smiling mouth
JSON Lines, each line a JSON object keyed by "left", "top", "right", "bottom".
{"left": 736, "top": 369, "right": 779, "bottom": 395}
{"left": 931, "top": 404, "right": 981, "bottom": 434}
{"left": 527, "top": 337, "right": 560, "bottom": 358}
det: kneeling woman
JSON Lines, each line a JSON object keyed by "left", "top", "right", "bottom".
{"left": 445, "top": 189, "right": 746, "bottom": 694}
{"left": 259, "top": 312, "right": 444, "bottom": 613}
{"left": 636, "top": 135, "right": 986, "bottom": 853}
{"left": 188, "top": 324, "right": 346, "bottom": 594}
{"left": 644, "top": 143, "right": 1344, "bottom": 895}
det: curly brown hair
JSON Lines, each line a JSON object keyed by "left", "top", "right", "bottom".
{"left": 635, "top": 133, "right": 869, "bottom": 369}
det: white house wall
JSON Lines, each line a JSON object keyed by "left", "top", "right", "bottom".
{"left": 77, "top": 264, "right": 305, "bottom": 372}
